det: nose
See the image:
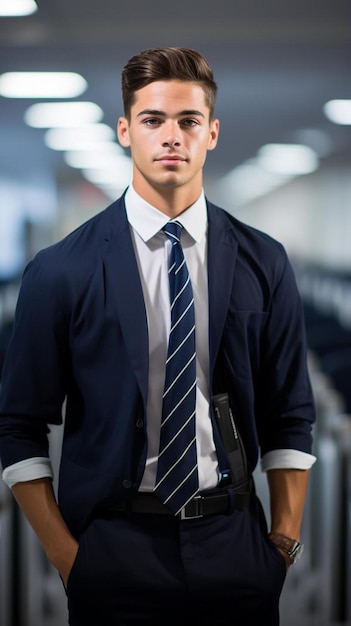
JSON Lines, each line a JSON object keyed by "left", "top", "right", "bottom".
{"left": 163, "top": 138, "right": 180, "bottom": 148}
{"left": 162, "top": 121, "right": 181, "bottom": 148}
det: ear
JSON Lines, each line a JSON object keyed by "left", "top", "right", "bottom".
{"left": 208, "top": 119, "right": 220, "bottom": 151}
{"left": 117, "top": 117, "right": 130, "bottom": 148}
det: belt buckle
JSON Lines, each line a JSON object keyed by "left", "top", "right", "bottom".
{"left": 180, "top": 495, "right": 203, "bottom": 520}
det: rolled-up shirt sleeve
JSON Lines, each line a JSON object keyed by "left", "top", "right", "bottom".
{"left": 2, "top": 457, "right": 53, "bottom": 488}
{"left": 261, "top": 449, "right": 316, "bottom": 472}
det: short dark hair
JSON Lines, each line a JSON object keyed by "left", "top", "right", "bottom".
{"left": 121, "top": 47, "right": 217, "bottom": 120}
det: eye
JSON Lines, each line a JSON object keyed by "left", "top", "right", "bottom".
{"left": 180, "top": 118, "right": 198, "bottom": 127}
{"left": 142, "top": 117, "right": 162, "bottom": 126}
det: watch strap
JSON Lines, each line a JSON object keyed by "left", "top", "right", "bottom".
{"left": 268, "top": 531, "right": 303, "bottom": 563}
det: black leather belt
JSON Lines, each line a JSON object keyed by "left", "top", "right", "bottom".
{"left": 110, "top": 479, "right": 252, "bottom": 520}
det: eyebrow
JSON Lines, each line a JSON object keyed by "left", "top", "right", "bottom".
{"left": 136, "top": 109, "right": 205, "bottom": 118}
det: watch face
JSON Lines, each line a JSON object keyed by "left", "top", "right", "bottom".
{"left": 289, "top": 541, "right": 304, "bottom": 563}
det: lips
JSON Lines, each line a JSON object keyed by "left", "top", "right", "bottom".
{"left": 156, "top": 153, "right": 185, "bottom": 161}
{"left": 155, "top": 155, "right": 186, "bottom": 166}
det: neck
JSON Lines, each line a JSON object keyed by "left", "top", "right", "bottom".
{"left": 131, "top": 181, "right": 203, "bottom": 218}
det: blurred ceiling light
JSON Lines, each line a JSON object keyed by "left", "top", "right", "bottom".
{"left": 64, "top": 148, "right": 126, "bottom": 169}
{"left": 0, "top": 72, "right": 87, "bottom": 98}
{"left": 24, "top": 102, "right": 103, "bottom": 128}
{"left": 83, "top": 161, "right": 132, "bottom": 185}
{"left": 65, "top": 141, "right": 123, "bottom": 154}
{"left": 221, "top": 159, "right": 290, "bottom": 206}
{"left": 257, "top": 143, "right": 319, "bottom": 176}
{"left": 0, "top": 0, "right": 37, "bottom": 15}
{"left": 323, "top": 99, "right": 351, "bottom": 125}
{"left": 44, "top": 124, "right": 115, "bottom": 150}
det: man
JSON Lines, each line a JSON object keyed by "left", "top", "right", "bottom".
{"left": 0, "top": 47, "right": 316, "bottom": 625}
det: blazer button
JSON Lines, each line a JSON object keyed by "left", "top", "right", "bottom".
{"left": 122, "top": 479, "right": 132, "bottom": 489}
{"left": 136, "top": 418, "right": 143, "bottom": 429}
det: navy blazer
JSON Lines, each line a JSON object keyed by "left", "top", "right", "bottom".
{"left": 0, "top": 195, "right": 315, "bottom": 535}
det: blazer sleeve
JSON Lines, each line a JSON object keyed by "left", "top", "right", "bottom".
{"left": 255, "top": 251, "right": 315, "bottom": 457}
{"left": 0, "top": 253, "right": 69, "bottom": 469}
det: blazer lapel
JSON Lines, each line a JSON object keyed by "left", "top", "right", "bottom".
{"left": 207, "top": 203, "right": 238, "bottom": 376}
{"left": 101, "top": 200, "right": 149, "bottom": 404}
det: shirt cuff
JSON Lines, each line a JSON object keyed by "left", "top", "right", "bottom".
{"left": 261, "top": 449, "right": 317, "bottom": 472}
{"left": 2, "top": 457, "right": 54, "bottom": 489}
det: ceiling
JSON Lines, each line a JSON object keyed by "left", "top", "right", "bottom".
{"left": 0, "top": 0, "right": 351, "bottom": 199}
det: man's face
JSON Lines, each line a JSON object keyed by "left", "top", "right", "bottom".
{"left": 118, "top": 80, "right": 219, "bottom": 200}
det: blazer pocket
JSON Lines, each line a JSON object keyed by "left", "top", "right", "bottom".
{"left": 224, "top": 309, "right": 269, "bottom": 328}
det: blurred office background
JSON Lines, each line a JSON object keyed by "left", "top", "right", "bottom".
{"left": 0, "top": 1, "right": 351, "bottom": 624}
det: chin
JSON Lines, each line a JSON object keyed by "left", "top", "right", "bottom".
{"left": 155, "top": 177, "right": 184, "bottom": 189}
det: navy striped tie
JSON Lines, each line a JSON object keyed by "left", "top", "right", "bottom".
{"left": 154, "top": 221, "right": 199, "bottom": 515}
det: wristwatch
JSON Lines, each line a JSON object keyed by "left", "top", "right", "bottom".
{"left": 268, "top": 531, "right": 304, "bottom": 564}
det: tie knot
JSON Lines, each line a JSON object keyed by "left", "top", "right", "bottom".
{"left": 163, "top": 221, "right": 183, "bottom": 244}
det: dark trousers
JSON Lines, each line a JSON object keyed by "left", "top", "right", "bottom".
{"left": 66, "top": 491, "right": 286, "bottom": 625}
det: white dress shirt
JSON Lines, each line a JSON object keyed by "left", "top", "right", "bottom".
{"left": 126, "top": 185, "right": 218, "bottom": 491}
{"left": 2, "top": 185, "right": 316, "bottom": 489}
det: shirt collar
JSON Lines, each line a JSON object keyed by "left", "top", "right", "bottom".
{"left": 125, "top": 184, "right": 207, "bottom": 243}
